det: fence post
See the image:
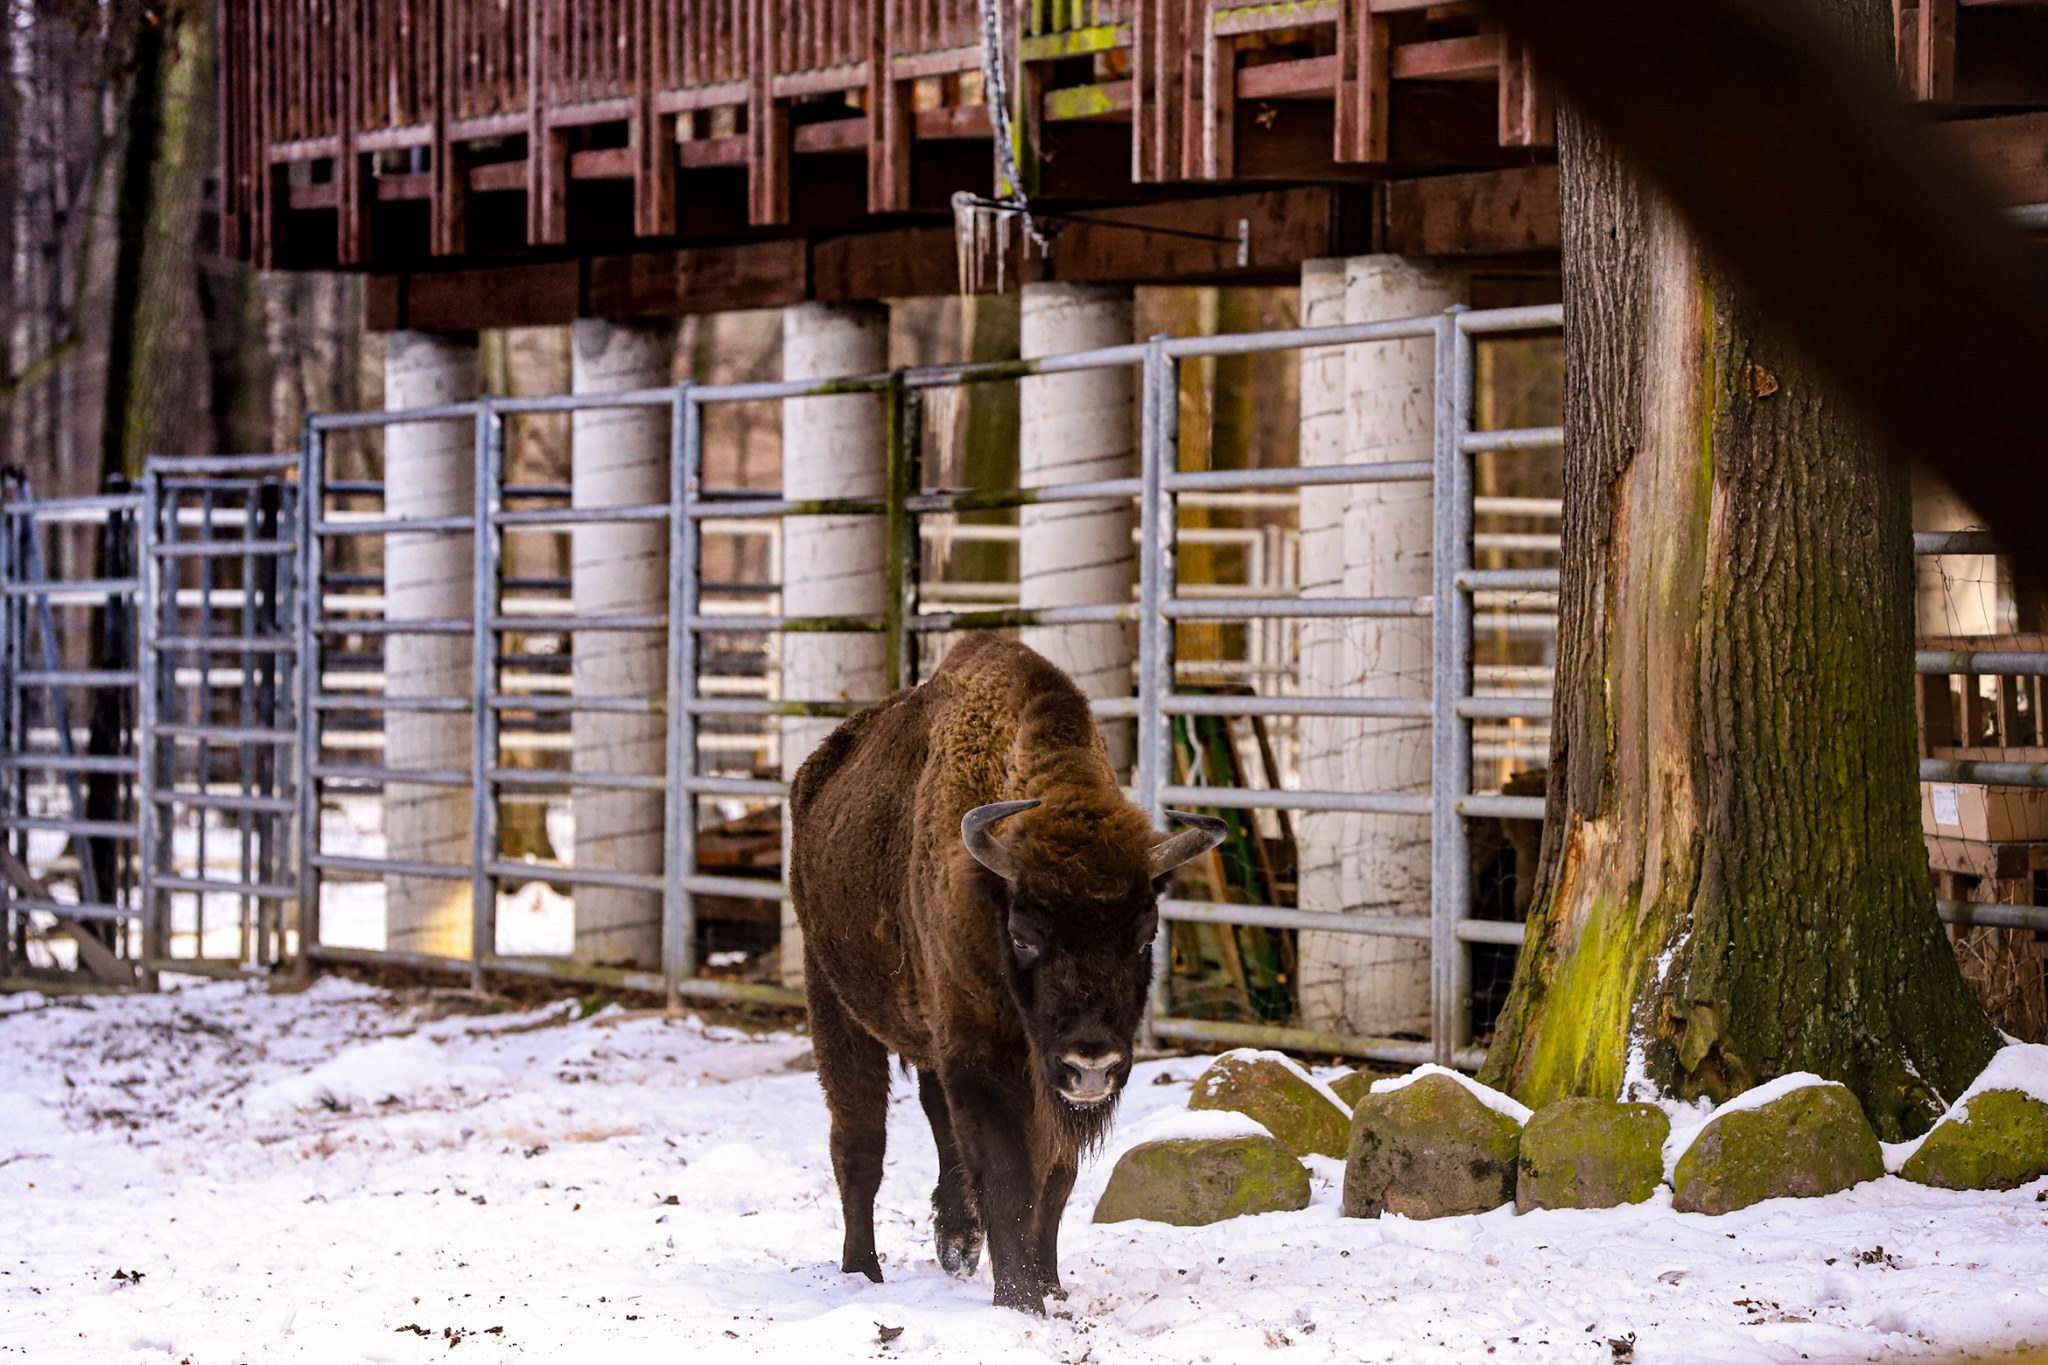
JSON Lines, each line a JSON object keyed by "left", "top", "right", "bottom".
{"left": 1138, "top": 336, "right": 1171, "bottom": 1035}
{"left": 135, "top": 470, "right": 161, "bottom": 991}
{"left": 293, "top": 423, "right": 324, "bottom": 978}
{"left": 468, "top": 399, "right": 502, "bottom": 992}
{"left": 882, "top": 371, "right": 919, "bottom": 694}
{"left": 664, "top": 384, "right": 699, "bottom": 1012}
{"left": 1429, "top": 308, "right": 1475, "bottom": 1064}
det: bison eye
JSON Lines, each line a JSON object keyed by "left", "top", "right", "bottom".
{"left": 1009, "top": 934, "right": 1041, "bottom": 967}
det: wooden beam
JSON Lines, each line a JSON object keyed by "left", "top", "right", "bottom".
{"left": 1938, "top": 110, "right": 2048, "bottom": 206}
{"left": 367, "top": 260, "right": 583, "bottom": 332}
{"left": 1383, "top": 164, "right": 1561, "bottom": 255}
{"left": 1238, "top": 57, "right": 1338, "bottom": 101}
{"left": 867, "top": 0, "right": 913, "bottom": 213}
{"left": 1392, "top": 34, "right": 1504, "bottom": 81}
{"left": 589, "top": 240, "right": 809, "bottom": 317}
{"left": 792, "top": 116, "right": 872, "bottom": 155}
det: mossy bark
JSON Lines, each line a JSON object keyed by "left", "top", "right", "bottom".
{"left": 1479, "top": 0, "right": 1998, "bottom": 1139}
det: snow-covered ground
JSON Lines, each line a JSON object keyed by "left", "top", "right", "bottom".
{"left": 3, "top": 978, "right": 2046, "bottom": 1365}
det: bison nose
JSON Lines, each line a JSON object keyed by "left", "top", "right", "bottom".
{"left": 1058, "top": 1051, "right": 1125, "bottom": 1105}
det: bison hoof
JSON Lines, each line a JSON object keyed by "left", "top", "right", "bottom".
{"left": 934, "top": 1216, "right": 984, "bottom": 1280}
{"left": 993, "top": 1281, "right": 1048, "bottom": 1316}
{"left": 842, "top": 1252, "right": 884, "bottom": 1284}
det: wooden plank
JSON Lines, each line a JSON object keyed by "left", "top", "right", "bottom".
{"left": 1997, "top": 674, "right": 2025, "bottom": 746}
{"left": 381, "top": 260, "right": 584, "bottom": 331}
{"left": 1237, "top": 56, "right": 1338, "bottom": 101}
{"left": 772, "top": 62, "right": 869, "bottom": 98}
{"left": 571, "top": 146, "right": 636, "bottom": 179}
{"left": 1391, "top": 33, "right": 1503, "bottom": 81}
{"left": 890, "top": 45, "right": 981, "bottom": 81}
{"left": 632, "top": 0, "right": 678, "bottom": 237}
{"left": 678, "top": 135, "right": 751, "bottom": 168}
{"left": 1202, "top": 3, "right": 1237, "bottom": 178}
{"left": 589, "top": 240, "right": 809, "bottom": 316}
{"left": 375, "top": 172, "right": 435, "bottom": 200}
{"left": 1939, "top": 110, "right": 2048, "bottom": 206}
{"left": 793, "top": 115, "right": 873, "bottom": 154}
{"left": 813, "top": 225, "right": 964, "bottom": 300}
{"left": 913, "top": 103, "right": 995, "bottom": 138}
{"left": 1918, "top": 0, "right": 1958, "bottom": 101}
{"left": 1384, "top": 165, "right": 1560, "bottom": 255}
{"left": 1334, "top": 0, "right": 1391, "bottom": 162}
{"left": 1044, "top": 79, "right": 1136, "bottom": 121}
{"left": 1213, "top": 0, "right": 1339, "bottom": 37}
{"left": 468, "top": 160, "right": 529, "bottom": 193}
{"left": 867, "top": 0, "right": 912, "bottom": 212}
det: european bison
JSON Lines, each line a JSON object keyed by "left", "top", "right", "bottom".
{"left": 788, "top": 634, "right": 1225, "bottom": 1313}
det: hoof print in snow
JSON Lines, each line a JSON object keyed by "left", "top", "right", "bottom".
{"left": 1899, "top": 1089, "right": 2048, "bottom": 1192}
{"left": 1187, "top": 1049, "right": 1351, "bottom": 1159}
{"left": 1092, "top": 1135, "right": 1311, "bottom": 1227}
{"left": 1516, "top": 1098, "right": 1669, "bottom": 1212}
{"left": 1343, "top": 1073, "right": 1522, "bottom": 1220}
{"left": 1672, "top": 1084, "right": 1882, "bottom": 1215}
{"left": 1329, "top": 1070, "right": 1375, "bottom": 1111}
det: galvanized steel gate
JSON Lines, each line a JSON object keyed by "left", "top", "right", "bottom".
{"left": 6, "top": 302, "right": 2034, "bottom": 1070}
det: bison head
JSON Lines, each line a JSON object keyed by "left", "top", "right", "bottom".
{"left": 961, "top": 800, "right": 1226, "bottom": 1113}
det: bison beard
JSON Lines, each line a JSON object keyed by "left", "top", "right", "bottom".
{"left": 787, "top": 635, "right": 1224, "bottom": 1314}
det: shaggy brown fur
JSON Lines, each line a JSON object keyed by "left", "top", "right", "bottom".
{"left": 788, "top": 635, "right": 1172, "bottom": 1314}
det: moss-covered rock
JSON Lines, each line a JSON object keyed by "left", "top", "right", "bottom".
{"left": 1329, "top": 1071, "right": 1374, "bottom": 1110}
{"left": 1672, "top": 1084, "right": 1883, "bottom": 1215}
{"left": 1516, "top": 1098, "right": 1670, "bottom": 1212}
{"left": 1092, "top": 1136, "right": 1312, "bottom": 1226}
{"left": 1344, "top": 1074, "right": 1522, "bottom": 1219}
{"left": 1188, "top": 1050, "right": 1351, "bottom": 1159}
{"left": 1899, "top": 1089, "right": 2048, "bottom": 1191}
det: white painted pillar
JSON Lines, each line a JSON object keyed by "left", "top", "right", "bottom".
{"left": 1296, "top": 257, "right": 1468, "bottom": 1040}
{"left": 779, "top": 302, "right": 889, "bottom": 988}
{"left": 383, "top": 329, "right": 478, "bottom": 959}
{"left": 570, "top": 318, "right": 674, "bottom": 965}
{"left": 1019, "top": 283, "right": 1136, "bottom": 766}
{"left": 1912, "top": 469, "right": 2002, "bottom": 636}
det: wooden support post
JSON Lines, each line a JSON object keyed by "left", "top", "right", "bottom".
{"left": 527, "top": 0, "right": 569, "bottom": 246}
{"left": 1918, "top": 672, "right": 1959, "bottom": 753}
{"left": 1132, "top": 0, "right": 1187, "bottom": 182}
{"left": 868, "top": 0, "right": 912, "bottom": 212}
{"left": 632, "top": 0, "right": 677, "bottom": 238}
{"left": 1336, "top": 0, "right": 1393, "bottom": 163}
{"left": 1201, "top": 4, "right": 1237, "bottom": 180}
{"left": 1496, "top": 34, "right": 1555, "bottom": 148}
{"left": 748, "top": 0, "right": 790, "bottom": 226}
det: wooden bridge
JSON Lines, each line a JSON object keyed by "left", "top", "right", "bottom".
{"left": 219, "top": 0, "right": 2048, "bottom": 325}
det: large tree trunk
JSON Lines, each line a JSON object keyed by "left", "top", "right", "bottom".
{"left": 1480, "top": 6, "right": 1998, "bottom": 1139}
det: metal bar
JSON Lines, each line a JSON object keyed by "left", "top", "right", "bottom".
{"left": 0, "top": 753, "right": 141, "bottom": 774}
{"left": 152, "top": 874, "right": 296, "bottom": 900}
{"left": 13, "top": 669, "right": 141, "bottom": 687}
{"left": 487, "top": 695, "right": 655, "bottom": 714}
{"left": 153, "top": 723, "right": 295, "bottom": 744}
{"left": 883, "top": 371, "right": 915, "bottom": 694}
{"left": 145, "top": 453, "right": 302, "bottom": 475}
{"left": 665, "top": 386, "right": 698, "bottom": 1009}
{"left": 152, "top": 539, "right": 296, "bottom": 559}
{"left": 1459, "top": 567, "right": 1560, "bottom": 592}
{"left": 311, "top": 853, "right": 471, "bottom": 880}
{"left": 1162, "top": 898, "right": 1432, "bottom": 937}
{"left": 314, "top": 516, "right": 476, "bottom": 536}
{"left": 483, "top": 860, "right": 666, "bottom": 893}
{"left": 0, "top": 579, "right": 139, "bottom": 598}
{"left": 682, "top": 697, "right": 867, "bottom": 718}
{"left": 2, "top": 494, "right": 144, "bottom": 516}
{"left": 679, "top": 872, "right": 787, "bottom": 900}
{"left": 1455, "top": 303, "right": 1564, "bottom": 334}
{"left": 1919, "top": 758, "right": 2048, "bottom": 786}
{"left": 311, "top": 399, "right": 482, "bottom": 431}
{"left": 1457, "top": 794, "right": 1548, "bottom": 821}
{"left": 1148, "top": 1016, "right": 1487, "bottom": 1072}
{"left": 1138, "top": 338, "right": 1172, "bottom": 1035}
{"left": 1937, "top": 899, "right": 2048, "bottom": 932}
{"left": 684, "top": 614, "right": 888, "bottom": 633}
{"left": 154, "top": 789, "right": 298, "bottom": 815}
{"left": 488, "top": 613, "right": 669, "bottom": 633}
{"left": 7, "top": 898, "right": 139, "bottom": 922}
{"left": 317, "top": 617, "right": 471, "bottom": 636}
{"left": 491, "top": 503, "right": 670, "bottom": 527}
{"left": 315, "top": 694, "right": 472, "bottom": 713}
{"left": 470, "top": 401, "right": 500, "bottom": 991}
{"left": 155, "top": 635, "right": 295, "bottom": 653}
{"left": 1916, "top": 650, "right": 2048, "bottom": 676}
{"left": 295, "top": 421, "right": 324, "bottom": 976}
{"left": 1162, "top": 596, "right": 1431, "bottom": 620}
{"left": 1159, "top": 784, "right": 1431, "bottom": 815}
{"left": 1162, "top": 314, "right": 1439, "bottom": 358}
{"left": 309, "top": 762, "right": 473, "bottom": 788}
{"left": 1459, "top": 425, "right": 1563, "bottom": 452}
{"left": 1457, "top": 696, "right": 1554, "bottom": 720}
{"left": 1431, "top": 306, "right": 1476, "bottom": 1066}
{"left": 1913, "top": 530, "right": 1997, "bottom": 556}
{"left": 1162, "top": 461, "right": 1432, "bottom": 492}
{"left": 1457, "top": 918, "right": 1528, "bottom": 945}
{"left": 487, "top": 767, "right": 666, "bottom": 793}
{"left": 1163, "top": 694, "right": 1434, "bottom": 719}
{"left": 2, "top": 814, "right": 137, "bottom": 838}
{"left": 908, "top": 604, "right": 1138, "bottom": 631}
{"left": 491, "top": 386, "right": 686, "bottom": 415}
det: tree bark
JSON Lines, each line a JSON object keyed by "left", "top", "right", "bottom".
{"left": 1480, "top": 23, "right": 1999, "bottom": 1138}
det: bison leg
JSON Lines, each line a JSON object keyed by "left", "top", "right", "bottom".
{"left": 806, "top": 975, "right": 890, "bottom": 1283}
{"left": 1030, "top": 1157, "right": 1078, "bottom": 1301}
{"left": 942, "top": 1069, "right": 1045, "bottom": 1315}
{"left": 917, "top": 1068, "right": 982, "bottom": 1279}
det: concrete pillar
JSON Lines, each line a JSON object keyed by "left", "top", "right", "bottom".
{"left": 1912, "top": 469, "right": 2002, "bottom": 637}
{"left": 383, "top": 330, "right": 478, "bottom": 959}
{"left": 1019, "top": 283, "right": 1137, "bottom": 766}
{"left": 1296, "top": 257, "right": 1468, "bottom": 1040}
{"left": 779, "top": 302, "right": 890, "bottom": 988}
{"left": 570, "top": 318, "right": 675, "bottom": 965}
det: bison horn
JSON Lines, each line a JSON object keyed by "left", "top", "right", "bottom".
{"left": 1149, "top": 810, "right": 1230, "bottom": 878}
{"left": 961, "top": 799, "right": 1041, "bottom": 881}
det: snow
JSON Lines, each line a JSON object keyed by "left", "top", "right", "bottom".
{"left": 1662, "top": 1072, "right": 1842, "bottom": 1177}
{"left": 4, "top": 982, "right": 2048, "bottom": 1364}
{"left": 1370, "top": 1063, "right": 1534, "bottom": 1125}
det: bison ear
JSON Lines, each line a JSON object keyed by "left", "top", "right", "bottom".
{"left": 961, "top": 799, "right": 1039, "bottom": 882}
{"left": 1148, "top": 810, "right": 1229, "bottom": 879}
